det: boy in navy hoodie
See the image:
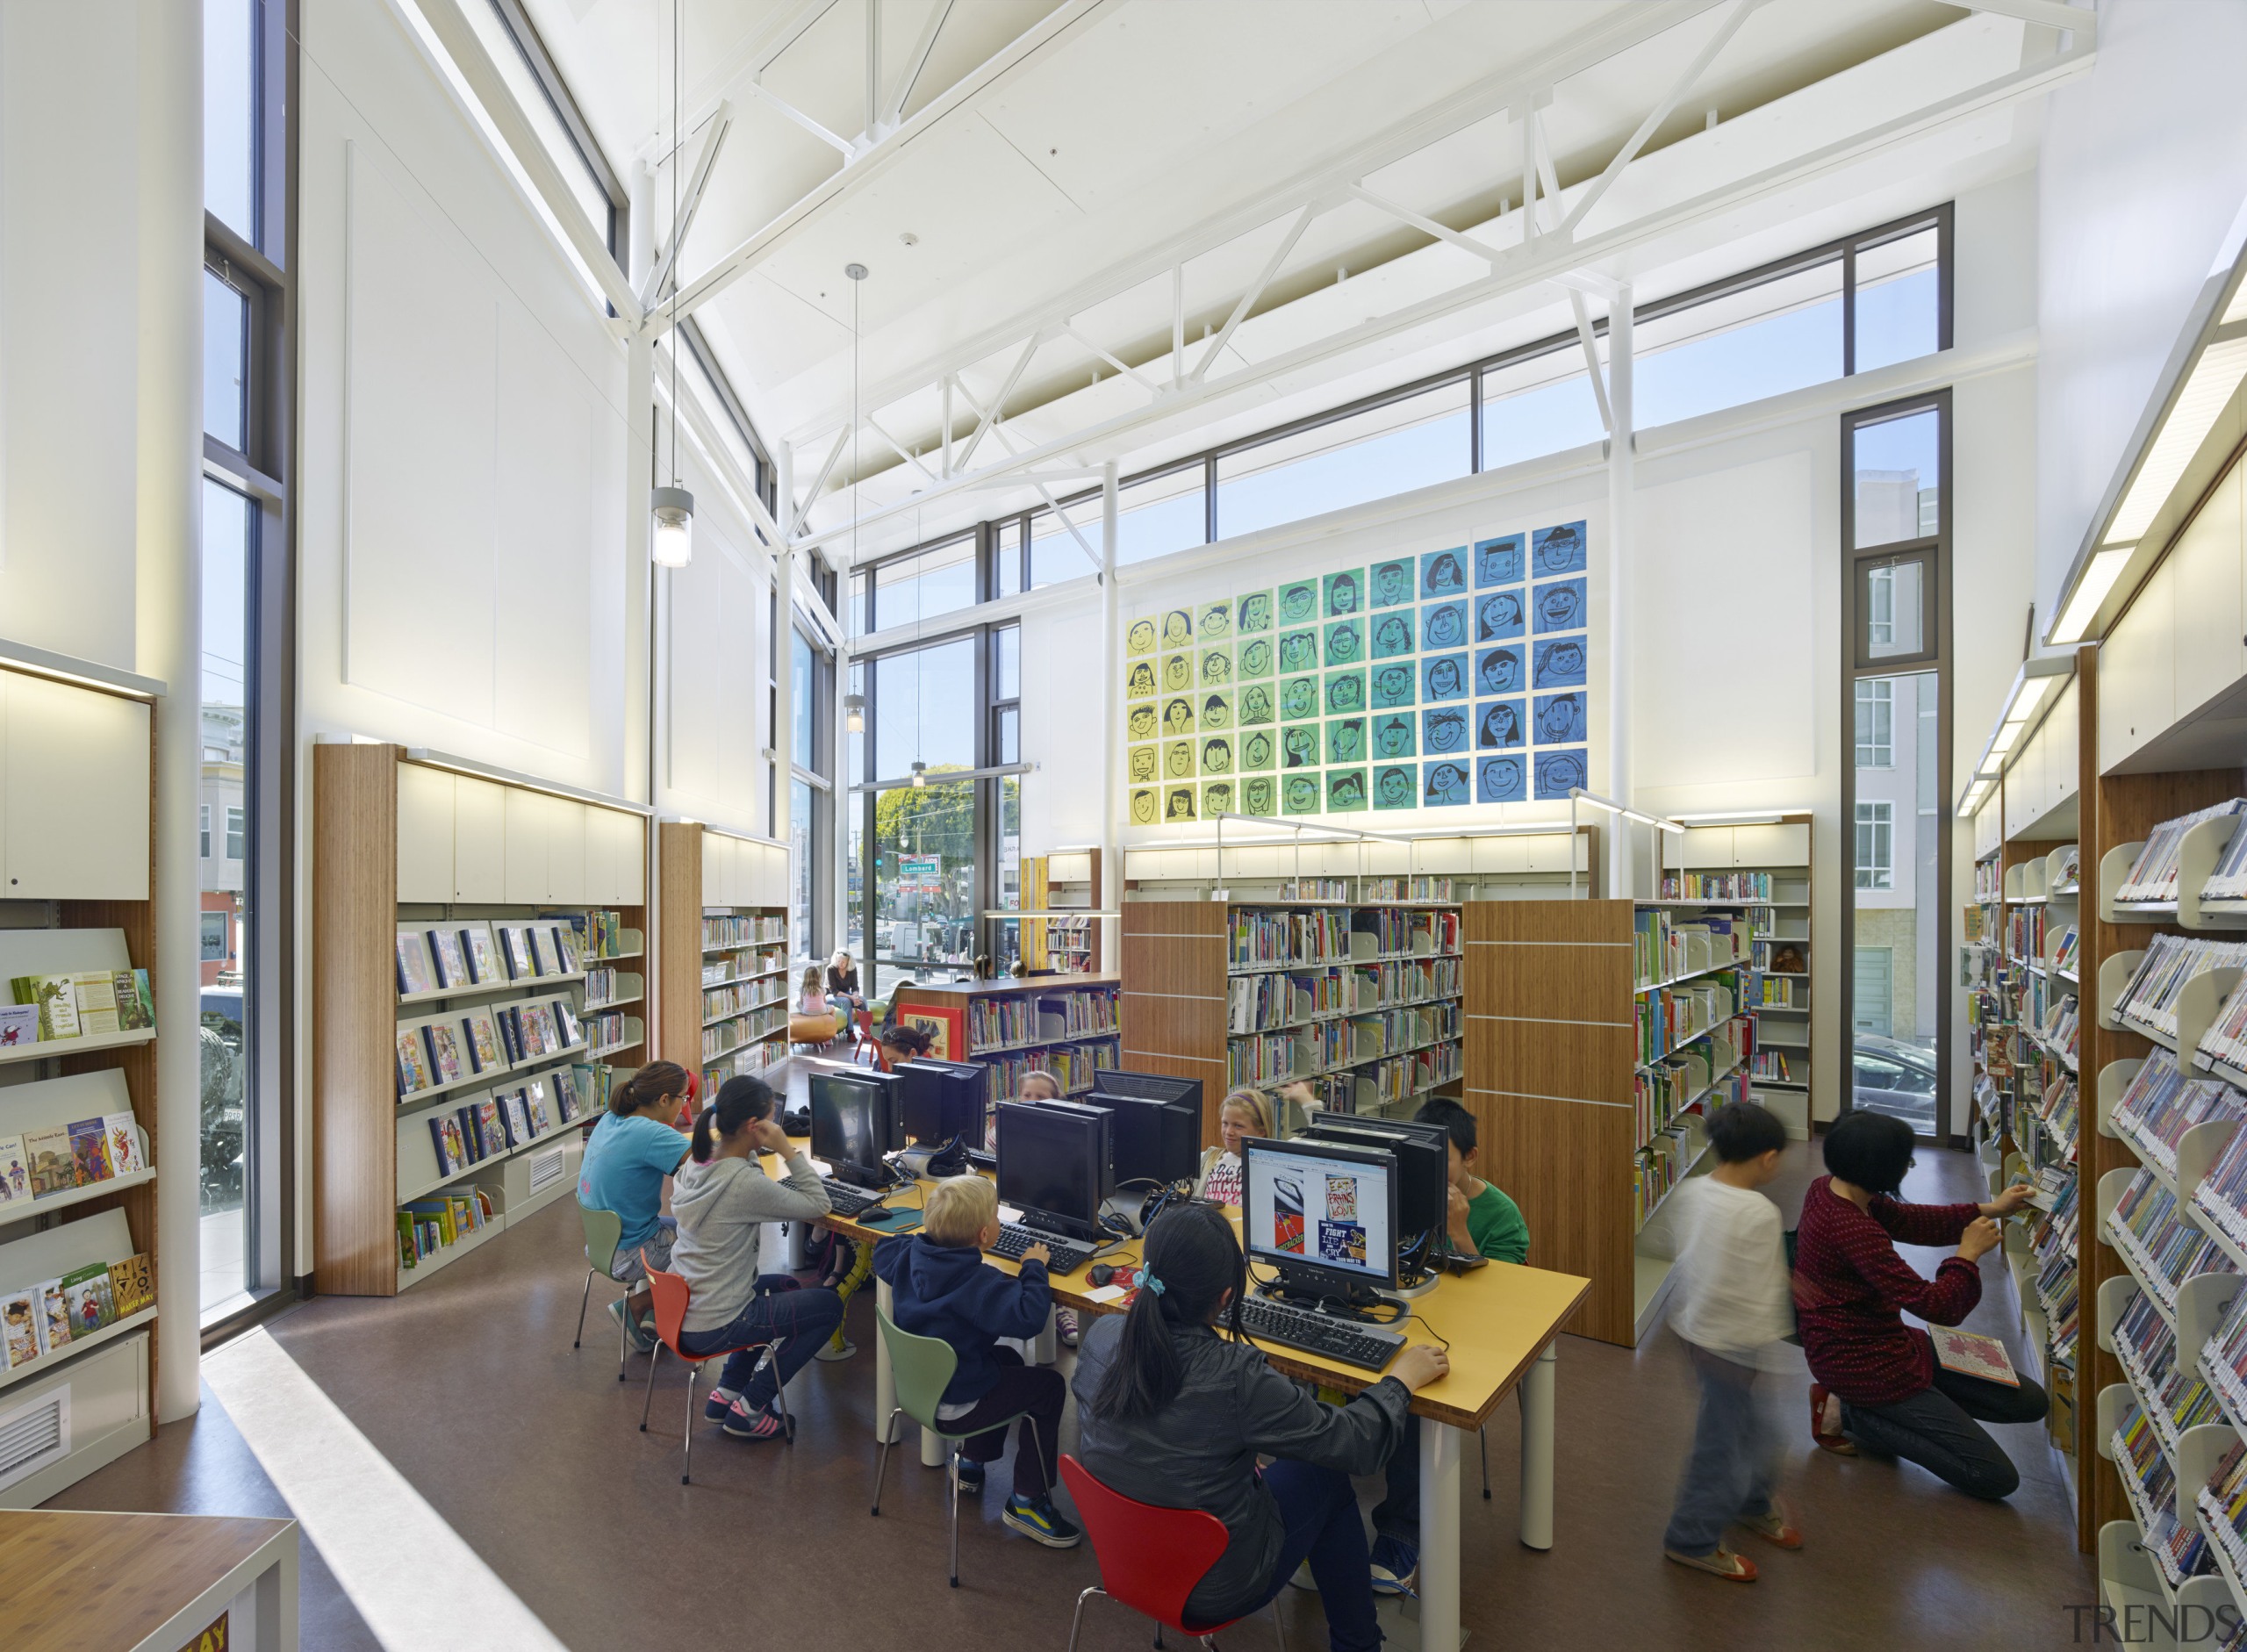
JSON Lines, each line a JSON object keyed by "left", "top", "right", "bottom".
{"left": 872, "top": 1174, "right": 1080, "bottom": 1548}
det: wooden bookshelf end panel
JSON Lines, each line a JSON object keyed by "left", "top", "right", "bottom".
{"left": 657, "top": 822, "right": 705, "bottom": 1067}
{"left": 1465, "top": 942, "right": 1631, "bottom": 1022}
{"left": 1470, "top": 1086, "right": 1634, "bottom": 1344}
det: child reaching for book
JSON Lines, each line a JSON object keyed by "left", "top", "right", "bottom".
{"left": 1661, "top": 1101, "right": 1800, "bottom": 1582}
{"left": 670, "top": 1074, "right": 843, "bottom": 1442}
{"left": 577, "top": 1060, "right": 693, "bottom": 1354}
{"left": 872, "top": 1174, "right": 1080, "bottom": 1548}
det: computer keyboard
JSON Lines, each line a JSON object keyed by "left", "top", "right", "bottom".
{"left": 822, "top": 1182, "right": 888, "bottom": 1219}
{"left": 1236, "top": 1295, "right": 1407, "bottom": 1373}
{"left": 989, "top": 1224, "right": 1094, "bottom": 1275}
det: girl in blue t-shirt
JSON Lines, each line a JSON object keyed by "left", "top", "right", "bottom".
{"left": 578, "top": 1059, "right": 693, "bottom": 1352}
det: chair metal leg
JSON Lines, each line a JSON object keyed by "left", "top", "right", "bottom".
{"left": 639, "top": 1344, "right": 664, "bottom": 1431}
{"left": 1270, "top": 1598, "right": 1288, "bottom": 1651}
{"left": 1480, "top": 1422, "right": 1490, "bottom": 1500}
{"left": 617, "top": 1293, "right": 630, "bottom": 1382}
{"left": 574, "top": 1267, "right": 594, "bottom": 1349}
{"left": 871, "top": 1407, "right": 903, "bottom": 1514}
{"left": 1066, "top": 1585, "right": 1107, "bottom": 1652}
{"left": 948, "top": 1446, "right": 962, "bottom": 1588}
{"left": 682, "top": 1366, "right": 698, "bottom": 1485}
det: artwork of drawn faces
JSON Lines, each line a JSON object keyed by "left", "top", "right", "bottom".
{"left": 1238, "top": 637, "right": 1274, "bottom": 678}
{"left": 1162, "top": 609, "right": 1194, "bottom": 648}
{"left": 1421, "top": 654, "right": 1468, "bottom": 703}
{"left": 1324, "top": 620, "right": 1363, "bottom": 666}
{"left": 1198, "top": 601, "right": 1231, "bottom": 641}
{"left": 1162, "top": 653, "right": 1193, "bottom": 692}
{"left": 1277, "top": 581, "right": 1318, "bottom": 624}
{"left": 1533, "top": 520, "right": 1587, "bottom": 575}
{"left": 1128, "top": 704, "right": 1159, "bottom": 742}
{"left": 1128, "top": 745, "right": 1158, "bottom": 784}
{"left": 1323, "top": 570, "right": 1362, "bottom": 617}
{"left": 1166, "top": 786, "right": 1197, "bottom": 821}
{"left": 1325, "top": 670, "right": 1365, "bottom": 715}
{"left": 1283, "top": 775, "right": 1322, "bottom": 815}
{"left": 1127, "top": 618, "right": 1157, "bottom": 656}
{"left": 1369, "top": 663, "right": 1415, "bottom": 709}
{"left": 1534, "top": 748, "right": 1588, "bottom": 800}
{"left": 1239, "top": 683, "right": 1275, "bottom": 725}
{"left": 1202, "top": 693, "right": 1232, "bottom": 730}
{"left": 1477, "top": 589, "right": 1525, "bottom": 642}
{"left": 1477, "top": 645, "right": 1524, "bottom": 695}
{"left": 1325, "top": 770, "right": 1368, "bottom": 812}
{"left": 1475, "top": 535, "right": 1523, "bottom": 587}
{"left": 1536, "top": 691, "right": 1587, "bottom": 744}
{"left": 1203, "top": 780, "right": 1235, "bottom": 815}
{"left": 1282, "top": 726, "right": 1321, "bottom": 769}
{"left": 1241, "top": 729, "right": 1276, "bottom": 770}
{"left": 1163, "top": 696, "right": 1195, "bottom": 735}
{"left": 1424, "top": 760, "right": 1469, "bottom": 807}
{"left": 1423, "top": 706, "right": 1468, "bottom": 754}
{"left": 1242, "top": 776, "right": 1277, "bottom": 815}
{"left": 1478, "top": 754, "right": 1526, "bottom": 803}
{"left": 1126, "top": 660, "right": 1157, "bottom": 700}
{"left": 1238, "top": 591, "right": 1274, "bottom": 633}
{"left": 1165, "top": 739, "right": 1195, "bottom": 779}
{"left": 1201, "top": 647, "right": 1232, "bottom": 686}
{"left": 1477, "top": 700, "right": 1525, "bottom": 749}
{"left": 1533, "top": 636, "right": 1588, "bottom": 688}
{"left": 1375, "top": 765, "right": 1415, "bottom": 810}
{"left": 1280, "top": 676, "right": 1319, "bottom": 720}
{"left": 1326, "top": 718, "right": 1365, "bottom": 765}
{"left": 1202, "top": 736, "right": 1233, "bottom": 773}
{"left": 1278, "top": 629, "right": 1319, "bottom": 674}
{"left": 1372, "top": 713, "right": 1415, "bottom": 759}
{"left": 1131, "top": 788, "right": 1158, "bottom": 824}
{"left": 1370, "top": 559, "right": 1414, "bottom": 608}
{"left": 1533, "top": 577, "right": 1586, "bottom": 633}
{"left": 1420, "top": 548, "right": 1468, "bottom": 597}
{"left": 1370, "top": 614, "right": 1415, "bottom": 660}
{"left": 1422, "top": 601, "right": 1468, "bottom": 652}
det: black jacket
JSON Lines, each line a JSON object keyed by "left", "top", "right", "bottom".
{"left": 1071, "top": 1315, "right": 1411, "bottom": 1622}
{"left": 871, "top": 1234, "right": 1049, "bottom": 1407}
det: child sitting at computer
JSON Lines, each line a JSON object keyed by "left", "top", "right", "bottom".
{"left": 1073, "top": 1203, "right": 1447, "bottom": 1652}
{"left": 669, "top": 1074, "right": 844, "bottom": 1442}
{"left": 1360, "top": 1095, "right": 1530, "bottom": 1595}
{"left": 1194, "top": 1088, "right": 1274, "bottom": 1205}
{"left": 577, "top": 1059, "right": 694, "bottom": 1354}
{"left": 871, "top": 1174, "right": 1080, "bottom": 1549}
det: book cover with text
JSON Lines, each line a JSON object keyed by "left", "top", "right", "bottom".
{"left": 67, "top": 1117, "right": 114, "bottom": 1185}
{"left": 102, "top": 1112, "right": 145, "bottom": 1175}
{"left": 0, "top": 1133, "right": 27, "bottom": 1204}
{"left": 13, "top": 975, "right": 79, "bottom": 1041}
{"left": 22, "top": 1124, "right": 73, "bottom": 1196}
{"left": 68, "top": 973, "right": 119, "bottom": 1037}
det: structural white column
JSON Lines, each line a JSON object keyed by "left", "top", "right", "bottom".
{"left": 1099, "top": 463, "right": 1121, "bottom": 954}
{"left": 137, "top": 0, "right": 205, "bottom": 1423}
{"left": 774, "top": 541, "right": 796, "bottom": 948}
{"left": 1604, "top": 284, "right": 1634, "bottom": 899}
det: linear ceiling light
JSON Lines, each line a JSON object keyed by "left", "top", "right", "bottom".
{"left": 1569, "top": 787, "right": 1683, "bottom": 835}
{"left": 2106, "top": 335, "right": 2247, "bottom": 544}
{"left": 2049, "top": 546, "right": 2134, "bottom": 646}
{"left": 1957, "top": 655, "right": 2072, "bottom": 812}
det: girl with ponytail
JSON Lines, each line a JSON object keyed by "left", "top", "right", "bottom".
{"left": 669, "top": 1075, "right": 844, "bottom": 1442}
{"left": 1072, "top": 1203, "right": 1449, "bottom": 1650}
{"left": 578, "top": 1059, "right": 695, "bottom": 1351}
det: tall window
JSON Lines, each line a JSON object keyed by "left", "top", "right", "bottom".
{"left": 1854, "top": 803, "right": 1893, "bottom": 889}
{"left": 1855, "top": 680, "right": 1893, "bottom": 768}
{"left": 789, "top": 623, "right": 832, "bottom": 963}
{"left": 988, "top": 625, "right": 1023, "bottom": 973}
{"left": 201, "top": 0, "right": 290, "bottom": 1327}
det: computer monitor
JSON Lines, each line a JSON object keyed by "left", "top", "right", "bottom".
{"left": 1099, "top": 1092, "right": 1202, "bottom": 1189}
{"left": 1240, "top": 1136, "right": 1399, "bottom": 1306}
{"left": 897, "top": 1059, "right": 984, "bottom": 1146}
{"left": 1299, "top": 1110, "right": 1449, "bottom": 1240}
{"left": 994, "top": 1099, "right": 1112, "bottom": 1242}
{"left": 810, "top": 1070, "right": 903, "bottom": 1189}
{"left": 1090, "top": 1067, "right": 1205, "bottom": 1116}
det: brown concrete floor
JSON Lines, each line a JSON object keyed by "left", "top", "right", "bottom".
{"left": 50, "top": 1137, "right": 2099, "bottom": 1649}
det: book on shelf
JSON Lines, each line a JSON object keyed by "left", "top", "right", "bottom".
{"left": 0, "top": 1135, "right": 26, "bottom": 1206}
{"left": 2116, "top": 936, "right": 2247, "bottom": 1040}
{"left": 424, "top": 1022, "right": 466, "bottom": 1086}
{"left": 2121, "top": 800, "right": 2247, "bottom": 903}
{"left": 0, "top": 1247, "right": 152, "bottom": 1369}
{"left": 1656, "top": 871, "right": 1776, "bottom": 901}
{"left": 4, "top": 969, "right": 153, "bottom": 1046}
{"left": 428, "top": 1112, "right": 471, "bottom": 1177}
{"left": 427, "top": 929, "right": 470, "bottom": 990}
{"left": 1928, "top": 1327, "right": 2018, "bottom": 1387}
{"left": 463, "top": 927, "right": 500, "bottom": 986}
{"left": 395, "top": 931, "right": 434, "bottom": 996}
{"left": 21, "top": 1124, "right": 73, "bottom": 1196}
{"left": 397, "top": 1188, "right": 497, "bottom": 1270}
{"left": 525, "top": 1077, "right": 555, "bottom": 1135}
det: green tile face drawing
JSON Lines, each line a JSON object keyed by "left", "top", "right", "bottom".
{"left": 1323, "top": 569, "right": 1365, "bottom": 618}
{"left": 1238, "top": 682, "right": 1276, "bottom": 726}
{"left": 1369, "top": 559, "right": 1414, "bottom": 609}
{"left": 1324, "top": 619, "right": 1363, "bottom": 667}
{"left": 1325, "top": 769, "right": 1368, "bottom": 813}
{"left": 1126, "top": 617, "right": 1157, "bottom": 657}
{"left": 1198, "top": 601, "right": 1232, "bottom": 641}
{"left": 1369, "top": 612, "right": 1416, "bottom": 660}
{"left": 1237, "top": 636, "right": 1274, "bottom": 679}
{"left": 1368, "top": 661, "right": 1416, "bottom": 709}
{"left": 1279, "top": 675, "right": 1320, "bottom": 722}
{"left": 1280, "top": 724, "right": 1322, "bottom": 770}
{"left": 1164, "top": 739, "right": 1195, "bottom": 779}
{"left": 1242, "top": 776, "right": 1276, "bottom": 815}
{"left": 1324, "top": 669, "right": 1366, "bottom": 715}
{"left": 1370, "top": 713, "right": 1415, "bottom": 761}
{"left": 1200, "top": 646, "right": 1232, "bottom": 686}
{"left": 1240, "top": 729, "right": 1276, "bottom": 771}
{"left": 1200, "top": 736, "right": 1233, "bottom": 774}
{"left": 1202, "top": 779, "right": 1235, "bottom": 816}
{"left": 1200, "top": 692, "right": 1233, "bottom": 731}
{"left": 1237, "top": 591, "right": 1274, "bottom": 634}
{"left": 1277, "top": 581, "right": 1318, "bottom": 625}
{"left": 1127, "top": 743, "right": 1158, "bottom": 785}
{"left": 1277, "top": 628, "right": 1320, "bottom": 675}
{"left": 1325, "top": 717, "right": 1366, "bottom": 765}
{"left": 1282, "top": 774, "right": 1322, "bottom": 815}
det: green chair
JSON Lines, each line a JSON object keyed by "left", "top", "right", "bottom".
{"left": 870, "top": 1305, "right": 1049, "bottom": 1589}
{"left": 573, "top": 1204, "right": 632, "bottom": 1380}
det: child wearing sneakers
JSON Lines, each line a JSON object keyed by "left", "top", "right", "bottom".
{"left": 669, "top": 1074, "right": 844, "bottom": 1442}
{"left": 871, "top": 1174, "right": 1080, "bottom": 1549}
{"left": 1662, "top": 1099, "right": 1801, "bottom": 1582}
{"left": 577, "top": 1060, "right": 694, "bottom": 1354}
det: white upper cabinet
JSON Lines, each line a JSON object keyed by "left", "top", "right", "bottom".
{"left": 451, "top": 775, "right": 507, "bottom": 902}
{"left": 395, "top": 764, "right": 455, "bottom": 903}
{"left": 4, "top": 675, "right": 150, "bottom": 901}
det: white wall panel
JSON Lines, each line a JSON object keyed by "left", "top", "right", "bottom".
{"left": 2171, "top": 462, "right": 2245, "bottom": 723}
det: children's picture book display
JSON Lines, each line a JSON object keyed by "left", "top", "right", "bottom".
{"left": 0, "top": 1249, "right": 154, "bottom": 1370}
{"left": 3, "top": 969, "right": 155, "bottom": 1048}
{"left": 0, "top": 1109, "right": 146, "bottom": 1210}
{"left": 1124, "top": 521, "right": 1591, "bottom": 820}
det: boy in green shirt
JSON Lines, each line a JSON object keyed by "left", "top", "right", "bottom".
{"left": 1360, "top": 1097, "right": 1530, "bottom": 1593}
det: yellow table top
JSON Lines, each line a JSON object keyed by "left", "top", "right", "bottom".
{"left": 766, "top": 1141, "right": 1587, "bottom": 1431}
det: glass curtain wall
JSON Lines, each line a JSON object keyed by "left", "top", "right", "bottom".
{"left": 866, "top": 639, "right": 979, "bottom": 995}
{"left": 1842, "top": 396, "right": 1950, "bottom": 1141}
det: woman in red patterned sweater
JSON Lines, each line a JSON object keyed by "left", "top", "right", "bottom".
{"left": 1795, "top": 1112, "right": 2042, "bottom": 1498}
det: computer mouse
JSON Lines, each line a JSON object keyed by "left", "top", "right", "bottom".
{"left": 1088, "top": 1263, "right": 1117, "bottom": 1288}
{"left": 856, "top": 1206, "right": 896, "bottom": 1225}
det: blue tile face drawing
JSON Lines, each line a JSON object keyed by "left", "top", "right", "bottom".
{"left": 1423, "top": 760, "right": 1469, "bottom": 806}
{"left": 1477, "top": 755, "right": 1526, "bottom": 803}
{"left": 1422, "top": 705, "right": 1468, "bottom": 754}
{"left": 1477, "top": 590, "right": 1525, "bottom": 642}
{"left": 1476, "top": 700, "right": 1525, "bottom": 749}
{"left": 1369, "top": 663, "right": 1416, "bottom": 709}
{"left": 1533, "top": 521, "right": 1587, "bottom": 575}
{"left": 1421, "top": 601, "right": 1468, "bottom": 652}
{"left": 1370, "top": 560, "right": 1414, "bottom": 609}
{"left": 1533, "top": 636, "right": 1588, "bottom": 687}
{"left": 1535, "top": 691, "right": 1586, "bottom": 744}
{"left": 1323, "top": 570, "right": 1363, "bottom": 618}
{"left": 1369, "top": 614, "right": 1416, "bottom": 660}
{"left": 1324, "top": 620, "right": 1363, "bottom": 666}
{"left": 1419, "top": 548, "right": 1468, "bottom": 598}
{"left": 1374, "top": 765, "right": 1415, "bottom": 810}
{"left": 1533, "top": 748, "right": 1588, "bottom": 800}
{"left": 1476, "top": 646, "right": 1523, "bottom": 695}
{"left": 1421, "top": 654, "right": 1468, "bottom": 704}
{"left": 1371, "top": 714, "right": 1415, "bottom": 759}
{"left": 1533, "top": 577, "right": 1586, "bottom": 634}
{"left": 1475, "top": 535, "right": 1523, "bottom": 587}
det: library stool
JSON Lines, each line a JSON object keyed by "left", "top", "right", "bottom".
{"left": 851, "top": 1008, "right": 879, "bottom": 1066}
{"left": 573, "top": 1204, "right": 632, "bottom": 1381}
{"left": 1059, "top": 1455, "right": 1285, "bottom": 1651}
{"left": 870, "top": 1306, "right": 1048, "bottom": 1590}
{"left": 640, "top": 1261, "right": 789, "bottom": 1486}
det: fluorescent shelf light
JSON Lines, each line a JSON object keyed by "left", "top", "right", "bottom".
{"left": 2050, "top": 546, "right": 2134, "bottom": 645}
{"left": 1568, "top": 787, "right": 1684, "bottom": 835}
{"left": 1987, "top": 722, "right": 2021, "bottom": 756}
{"left": 2107, "top": 336, "right": 2247, "bottom": 543}
{"left": 1669, "top": 811, "right": 1785, "bottom": 826}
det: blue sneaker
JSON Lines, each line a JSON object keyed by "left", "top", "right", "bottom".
{"left": 703, "top": 1386, "right": 740, "bottom": 1422}
{"left": 1369, "top": 1533, "right": 1418, "bottom": 1597}
{"left": 1002, "top": 1494, "right": 1083, "bottom": 1549}
{"left": 608, "top": 1297, "right": 657, "bottom": 1354}
{"left": 954, "top": 1458, "right": 985, "bottom": 1495}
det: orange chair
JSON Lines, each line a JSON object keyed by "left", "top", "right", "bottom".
{"left": 639, "top": 1257, "right": 791, "bottom": 1485}
{"left": 1059, "top": 1454, "right": 1288, "bottom": 1651}
{"left": 851, "top": 1006, "right": 879, "bottom": 1064}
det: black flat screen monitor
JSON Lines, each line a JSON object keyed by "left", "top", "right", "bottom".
{"left": 1098, "top": 1091, "right": 1202, "bottom": 1189}
{"left": 1301, "top": 1109, "right": 1449, "bottom": 1239}
{"left": 994, "top": 1099, "right": 1111, "bottom": 1242}
{"left": 811, "top": 1070, "right": 903, "bottom": 1189}
{"left": 897, "top": 1058, "right": 984, "bottom": 1146}
{"left": 1090, "top": 1067, "right": 1204, "bottom": 1116}
{"left": 1240, "top": 1135, "right": 1399, "bottom": 1302}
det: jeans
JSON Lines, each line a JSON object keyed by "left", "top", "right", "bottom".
{"left": 1841, "top": 1365, "right": 2050, "bottom": 1500}
{"left": 1217, "top": 1461, "right": 1382, "bottom": 1652}
{"left": 1663, "top": 1344, "right": 1778, "bottom": 1555}
{"left": 676, "top": 1275, "right": 844, "bottom": 1405}
{"left": 1370, "top": 1412, "right": 1420, "bottom": 1548}
{"left": 943, "top": 1347, "right": 1065, "bottom": 1498}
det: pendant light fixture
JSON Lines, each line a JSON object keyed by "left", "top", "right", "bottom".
{"left": 650, "top": 0, "right": 693, "bottom": 568}
{"left": 845, "top": 693, "right": 865, "bottom": 732}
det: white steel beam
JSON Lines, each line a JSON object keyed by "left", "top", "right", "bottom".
{"left": 743, "top": 77, "right": 858, "bottom": 157}
{"left": 1947, "top": 0, "right": 2094, "bottom": 34}
{"left": 790, "top": 32, "right": 2094, "bottom": 550}
{"left": 794, "top": 426, "right": 851, "bottom": 532}
{"left": 639, "top": 105, "right": 734, "bottom": 310}
{"left": 1350, "top": 183, "right": 1504, "bottom": 265}
{"left": 1194, "top": 204, "right": 1319, "bottom": 383}
{"left": 635, "top": 0, "right": 841, "bottom": 166}
{"left": 881, "top": 0, "right": 955, "bottom": 131}
{"left": 951, "top": 334, "right": 1045, "bottom": 473}
{"left": 1061, "top": 324, "right": 1162, "bottom": 397}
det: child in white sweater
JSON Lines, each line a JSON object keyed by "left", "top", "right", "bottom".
{"left": 1662, "top": 1100, "right": 1800, "bottom": 1582}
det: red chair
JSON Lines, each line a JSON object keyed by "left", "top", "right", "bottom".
{"left": 1059, "top": 1454, "right": 1288, "bottom": 1651}
{"left": 851, "top": 1007, "right": 878, "bottom": 1064}
{"left": 639, "top": 1257, "right": 791, "bottom": 1485}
